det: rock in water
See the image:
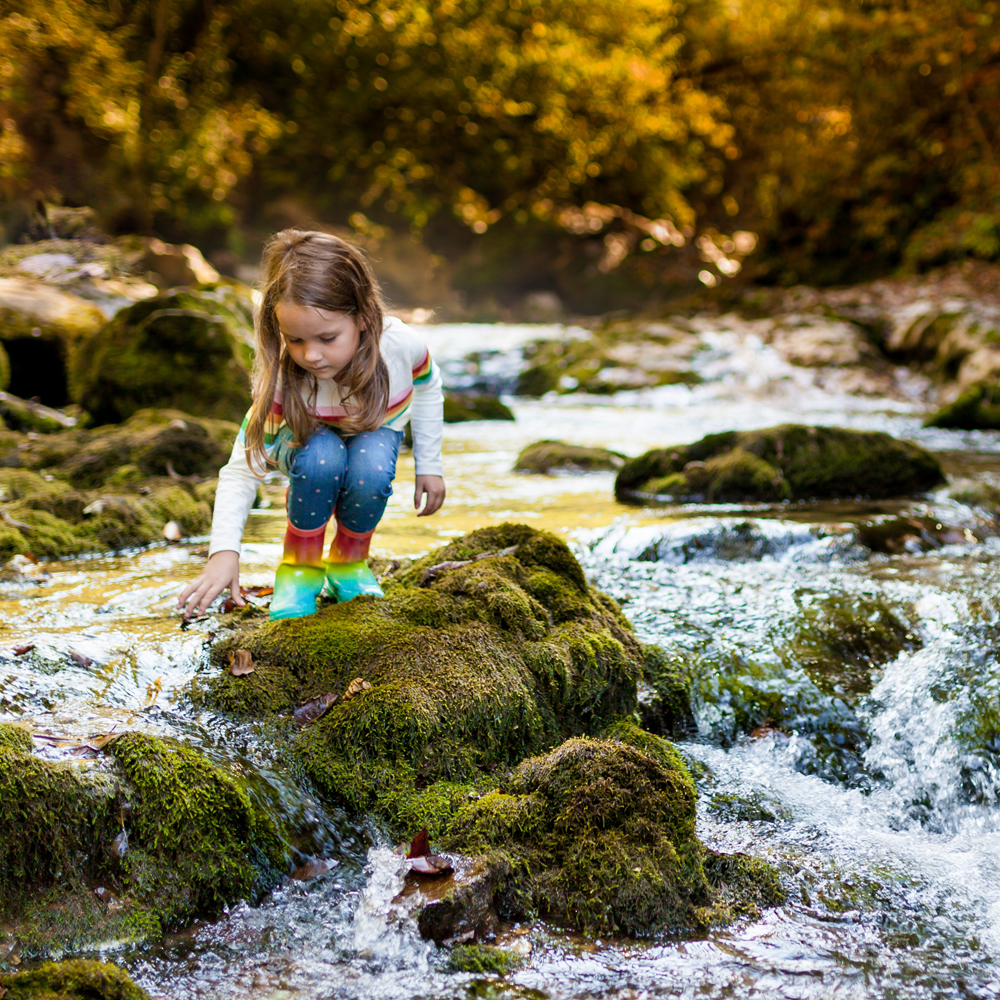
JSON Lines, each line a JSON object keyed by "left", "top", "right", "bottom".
{"left": 0, "top": 959, "right": 152, "bottom": 1000}
{"left": 443, "top": 393, "right": 515, "bottom": 422}
{"left": 924, "top": 382, "right": 1000, "bottom": 430}
{"left": 615, "top": 424, "right": 944, "bottom": 504}
{"left": 515, "top": 440, "right": 625, "bottom": 474}
{"left": 0, "top": 724, "right": 284, "bottom": 957}
{"left": 69, "top": 288, "right": 253, "bottom": 424}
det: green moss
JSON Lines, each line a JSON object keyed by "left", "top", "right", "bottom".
{"left": 443, "top": 733, "right": 781, "bottom": 938}
{"left": 68, "top": 289, "right": 252, "bottom": 424}
{"left": 924, "top": 382, "right": 1000, "bottom": 430}
{"left": 616, "top": 424, "right": 943, "bottom": 503}
{"left": 514, "top": 440, "right": 625, "bottom": 474}
{"left": 446, "top": 944, "right": 523, "bottom": 975}
{"left": 0, "top": 959, "right": 151, "bottom": 1000}
{"left": 636, "top": 645, "right": 696, "bottom": 738}
{"left": 707, "top": 791, "right": 790, "bottom": 823}
{"left": 443, "top": 393, "right": 516, "bottom": 423}
{"left": 198, "top": 525, "right": 641, "bottom": 837}
{"left": 0, "top": 724, "right": 284, "bottom": 958}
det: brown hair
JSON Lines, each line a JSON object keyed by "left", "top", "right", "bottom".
{"left": 244, "top": 229, "right": 389, "bottom": 473}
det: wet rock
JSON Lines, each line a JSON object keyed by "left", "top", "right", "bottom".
{"left": 707, "top": 791, "right": 790, "bottom": 823}
{"left": 446, "top": 942, "right": 525, "bottom": 974}
{"left": 637, "top": 645, "right": 697, "bottom": 739}
{"left": 615, "top": 425, "right": 944, "bottom": 504}
{"left": 445, "top": 725, "right": 784, "bottom": 937}
{"left": 0, "top": 277, "right": 106, "bottom": 344}
{"left": 0, "top": 959, "right": 151, "bottom": 999}
{"left": 517, "top": 323, "right": 701, "bottom": 397}
{"left": 69, "top": 288, "right": 253, "bottom": 425}
{"left": 443, "top": 393, "right": 515, "bottom": 422}
{"left": 0, "top": 725, "right": 284, "bottom": 957}
{"left": 924, "top": 382, "right": 1000, "bottom": 430}
{"left": 200, "top": 525, "right": 643, "bottom": 833}
{"left": 141, "top": 237, "right": 221, "bottom": 288}
{"left": 514, "top": 440, "right": 625, "bottom": 474}
{"left": 396, "top": 855, "right": 501, "bottom": 944}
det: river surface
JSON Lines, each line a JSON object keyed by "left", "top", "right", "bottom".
{"left": 4, "top": 319, "right": 1000, "bottom": 999}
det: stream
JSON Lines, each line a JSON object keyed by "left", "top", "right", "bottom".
{"left": 4, "top": 318, "right": 1000, "bottom": 999}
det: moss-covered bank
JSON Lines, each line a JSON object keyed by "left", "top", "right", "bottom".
{"left": 615, "top": 425, "right": 944, "bottom": 504}
{"left": 0, "top": 408, "right": 237, "bottom": 560}
{"left": 0, "top": 960, "right": 150, "bottom": 1000}
{"left": 0, "top": 725, "right": 284, "bottom": 958}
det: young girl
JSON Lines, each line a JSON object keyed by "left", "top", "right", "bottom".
{"left": 177, "top": 229, "right": 445, "bottom": 621}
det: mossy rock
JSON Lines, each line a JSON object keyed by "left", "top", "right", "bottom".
{"left": 443, "top": 726, "right": 784, "bottom": 937}
{"left": 638, "top": 645, "right": 697, "bottom": 738}
{"left": 0, "top": 726, "right": 284, "bottom": 958}
{"left": 0, "top": 959, "right": 150, "bottom": 1000}
{"left": 198, "top": 524, "right": 642, "bottom": 835}
{"left": 68, "top": 288, "right": 253, "bottom": 425}
{"left": 615, "top": 425, "right": 944, "bottom": 504}
{"left": 924, "top": 382, "right": 1000, "bottom": 430}
{"left": 446, "top": 943, "right": 523, "bottom": 975}
{"left": 514, "top": 440, "right": 625, "bottom": 474}
{"left": 443, "top": 393, "right": 515, "bottom": 423}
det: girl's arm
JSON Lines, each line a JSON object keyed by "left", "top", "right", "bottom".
{"left": 176, "top": 422, "right": 261, "bottom": 616}
{"left": 407, "top": 339, "right": 445, "bottom": 515}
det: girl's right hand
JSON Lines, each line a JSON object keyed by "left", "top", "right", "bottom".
{"left": 177, "top": 550, "right": 245, "bottom": 618}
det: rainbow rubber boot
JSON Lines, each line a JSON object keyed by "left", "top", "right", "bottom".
{"left": 324, "top": 523, "right": 383, "bottom": 602}
{"left": 270, "top": 521, "right": 328, "bottom": 621}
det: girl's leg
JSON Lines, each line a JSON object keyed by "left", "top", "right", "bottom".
{"left": 324, "top": 427, "right": 403, "bottom": 602}
{"left": 271, "top": 426, "right": 347, "bottom": 620}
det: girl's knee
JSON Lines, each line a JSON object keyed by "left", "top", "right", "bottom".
{"left": 290, "top": 427, "right": 347, "bottom": 482}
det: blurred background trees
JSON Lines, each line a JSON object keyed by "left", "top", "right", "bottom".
{"left": 2, "top": 0, "right": 999, "bottom": 305}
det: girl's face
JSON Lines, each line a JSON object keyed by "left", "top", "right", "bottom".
{"left": 275, "top": 300, "right": 361, "bottom": 380}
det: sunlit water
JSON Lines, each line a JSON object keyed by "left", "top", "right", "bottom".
{"left": 3, "top": 320, "right": 1000, "bottom": 998}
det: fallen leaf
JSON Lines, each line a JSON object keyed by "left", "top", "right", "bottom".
{"left": 68, "top": 649, "right": 93, "bottom": 668}
{"left": 222, "top": 597, "right": 237, "bottom": 613}
{"left": 408, "top": 855, "right": 453, "bottom": 876}
{"left": 13, "top": 644, "right": 34, "bottom": 655}
{"left": 407, "top": 826, "right": 430, "bottom": 859}
{"left": 163, "top": 520, "right": 183, "bottom": 541}
{"left": 342, "top": 677, "right": 372, "bottom": 702}
{"left": 228, "top": 648, "right": 255, "bottom": 676}
{"left": 112, "top": 829, "right": 128, "bottom": 858}
{"left": 290, "top": 857, "right": 339, "bottom": 881}
{"left": 293, "top": 691, "right": 338, "bottom": 725}
{"left": 244, "top": 585, "right": 274, "bottom": 597}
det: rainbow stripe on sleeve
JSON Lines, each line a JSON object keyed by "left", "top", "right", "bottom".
{"left": 412, "top": 349, "right": 433, "bottom": 385}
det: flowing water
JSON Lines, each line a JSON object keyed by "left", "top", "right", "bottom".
{"left": 4, "top": 318, "right": 1000, "bottom": 998}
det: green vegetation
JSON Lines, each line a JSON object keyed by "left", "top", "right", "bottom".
{"left": 0, "top": 960, "right": 151, "bottom": 1000}
{"left": 446, "top": 944, "right": 523, "bottom": 975}
{"left": 615, "top": 425, "right": 943, "bottom": 504}
{"left": 514, "top": 440, "right": 624, "bottom": 474}
{"left": 0, "top": 725, "right": 284, "bottom": 958}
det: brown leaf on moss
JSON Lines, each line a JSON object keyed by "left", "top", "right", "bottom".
{"left": 293, "top": 691, "right": 338, "bottom": 725}
{"left": 13, "top": 644, "right": 34, "bottom": 655}
{"left": 245, "top": 585, "right": 274, "bottom": 597}
{"left": 228, "top": 649, "right": 255, "bottom": 676}
{"left": 342, "top": 677, "right": 372, "bottom": 702}
{"left": 407, "top": 826, "right": 430, "bottom": 859}
{"left": 69, "top": 649, "right": 93, "bottom": 668}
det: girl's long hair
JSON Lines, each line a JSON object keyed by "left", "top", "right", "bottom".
{"left": 244, "top": 229, "right": 389, "bottom": 473}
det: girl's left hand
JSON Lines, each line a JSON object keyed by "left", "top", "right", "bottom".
{"left": 414, "top": 475, "right": 446, "bottom": 516}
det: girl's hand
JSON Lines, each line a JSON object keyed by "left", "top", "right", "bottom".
{"left": 414, "top": 475, "right": 446, "bottom": 517}
{"left": 176, "top": 550, "right": 244, "bottom": 618}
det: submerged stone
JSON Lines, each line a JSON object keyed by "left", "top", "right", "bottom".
{"left": 514, "top": 440, "right": 625, "bottom": 474}
{"left": 0, "top": 959, "right": 151, "bottom": 1000}
{"left": 443, "top": 393, "right": 515, "bottom": 422}
{"left": 69, "top": 288, "right": 253, "bottom": 424}
{"left": 0, "top": 726, "right": 284, "bottom": 957}
{"left": 615, "top": 424, "right": 944, "bottom": 504}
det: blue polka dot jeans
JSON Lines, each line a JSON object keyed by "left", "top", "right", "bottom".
{"left": 274, "top": 424, "right": 403, "bottom": 534}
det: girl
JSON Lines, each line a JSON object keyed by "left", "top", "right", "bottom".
{"left": 177, "top": 229, "right": 445, "bottom": 621}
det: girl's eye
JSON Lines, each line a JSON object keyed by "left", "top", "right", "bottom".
{"left": 321, "top": 337, "right": 336, "bottom": 344}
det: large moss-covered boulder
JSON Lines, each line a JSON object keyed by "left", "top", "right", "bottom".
{"left": 0, "top": 959, "right": 151, "bottom": 1000}
{"left": 200, "top": 524, "right": 643, "bottom": 834}
{"left": 924, "top": 382, "right": 1000, "bottom": 430}
{"left": 443, "top": 726, "right": 784, "bottom": 937}
{"left": 69, "top": 288, "right": 253, "bottom": 424}
{"left": 0, "top": 725, "right": 284, "bottom": 958}
{"left": 615, "top": 425, "right": 944, "bottom": 504}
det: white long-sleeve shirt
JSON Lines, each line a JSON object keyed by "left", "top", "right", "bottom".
{"left": 209, "top": 316, "right": 443, "bottom": 555}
